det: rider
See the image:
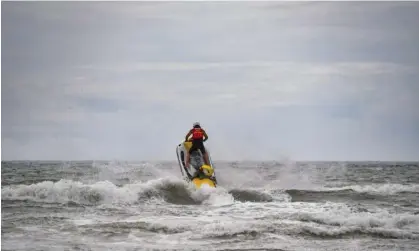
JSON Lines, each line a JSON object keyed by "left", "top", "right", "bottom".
{"left": 184, "top": 122, "right": 210, "bottom": 169}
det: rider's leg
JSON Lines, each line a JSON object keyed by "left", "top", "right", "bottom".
{"left": 200, "top": 144, "right": 210, "bottom": 165}
{"left": 185, "top": 144, "right": 195, "bottom": 169}
{"left": 203, "top": 152, "right": 210, "bottom": 165}
{"left": 186, "top": 141, "right": 199, "bottom": 169}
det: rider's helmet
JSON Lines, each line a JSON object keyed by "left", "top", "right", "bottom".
{"left": 200, "top": 164, "right": 214, "bottom": 177}
{"left": 193, "top": 122, "right": 201, "bottom": 128}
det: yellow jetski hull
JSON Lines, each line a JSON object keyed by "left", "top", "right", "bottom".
{"left": 191, "top": 177, "right": 216, "bottom": 189}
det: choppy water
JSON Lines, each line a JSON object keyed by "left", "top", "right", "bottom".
{"left": 1, "top": 160, "right": 419, "bottom": 251}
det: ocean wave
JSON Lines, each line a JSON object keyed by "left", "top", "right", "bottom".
{"left": 1, "top": 177, "right": 285, "bottom": 206}
{"left": 1, "top": 179, "right": 139, "bottom": 205}
{"left": 182, "top": 216, "right": 419, "bottom": 240}
{"left": 227, "top": 189, "right": 274, "bottom": 202}
{"left": 75, "top": 221, "right": 189, "bottom": 235}
{"left": 71, "top": 215, "right": 419, "bottom": 241}
{"left": 331, "top": 183, "right": 419, "bottom": 195}
{"left": 292, "top": 210, "right": 419, "bottom": 231}
{"left": 0, "top": 178, "right": 195, "bottom": 205}
{"left": 284, "top": 183, "right": 419, "bottom": 202}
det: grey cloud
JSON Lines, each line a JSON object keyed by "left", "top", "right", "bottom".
{"left": 2, "top": 1, "right": 419, "bottom": 160}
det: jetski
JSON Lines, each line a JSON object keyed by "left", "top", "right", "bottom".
{"left": 176, "top": 140, "right": 217, "bottom": 189}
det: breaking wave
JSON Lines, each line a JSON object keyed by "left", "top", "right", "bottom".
{"left": 1, "top": 178, "right": 275, "bottom": 206}
{"left": 2, "top": 177, "right": 418, "bottom": 207}
{"left": 324, "top": 183, "right": 419, "bottom": 195}
{"left": 67, "top": 209, "right": 419, "bottom": 241}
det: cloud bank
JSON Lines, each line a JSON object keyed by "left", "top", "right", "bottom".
{"left": 2, "top": 2, "right": 419, "bottom": 161}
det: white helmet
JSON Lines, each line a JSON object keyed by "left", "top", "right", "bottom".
{"left": 193, "top": 122, "right": 200, "bottom": 127}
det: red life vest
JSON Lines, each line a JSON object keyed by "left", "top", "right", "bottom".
{"left": 192, "top": 128, "right": 204, "bottom": 140}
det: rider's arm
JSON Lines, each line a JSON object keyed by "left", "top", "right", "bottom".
{"left": 185, "top": 130, "right": 192, "bottom": 141}
{"left": 203, "top": 130, "right": 209, "bottom": 142}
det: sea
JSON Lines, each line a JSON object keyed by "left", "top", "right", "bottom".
{"left": 1, "top": 160, "right": 419, "bottom": 251}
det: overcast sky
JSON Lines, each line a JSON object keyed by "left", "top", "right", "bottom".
{"left": 2, "top": 1, "right": 419, "bottom": 161}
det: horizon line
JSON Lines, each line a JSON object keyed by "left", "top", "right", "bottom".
{"left": 2, "top": 159, "right": 419, "bottom": 163}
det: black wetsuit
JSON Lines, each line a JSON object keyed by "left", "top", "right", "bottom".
{"left": 189, "top": 139, "right": 206, "bottom": 154}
